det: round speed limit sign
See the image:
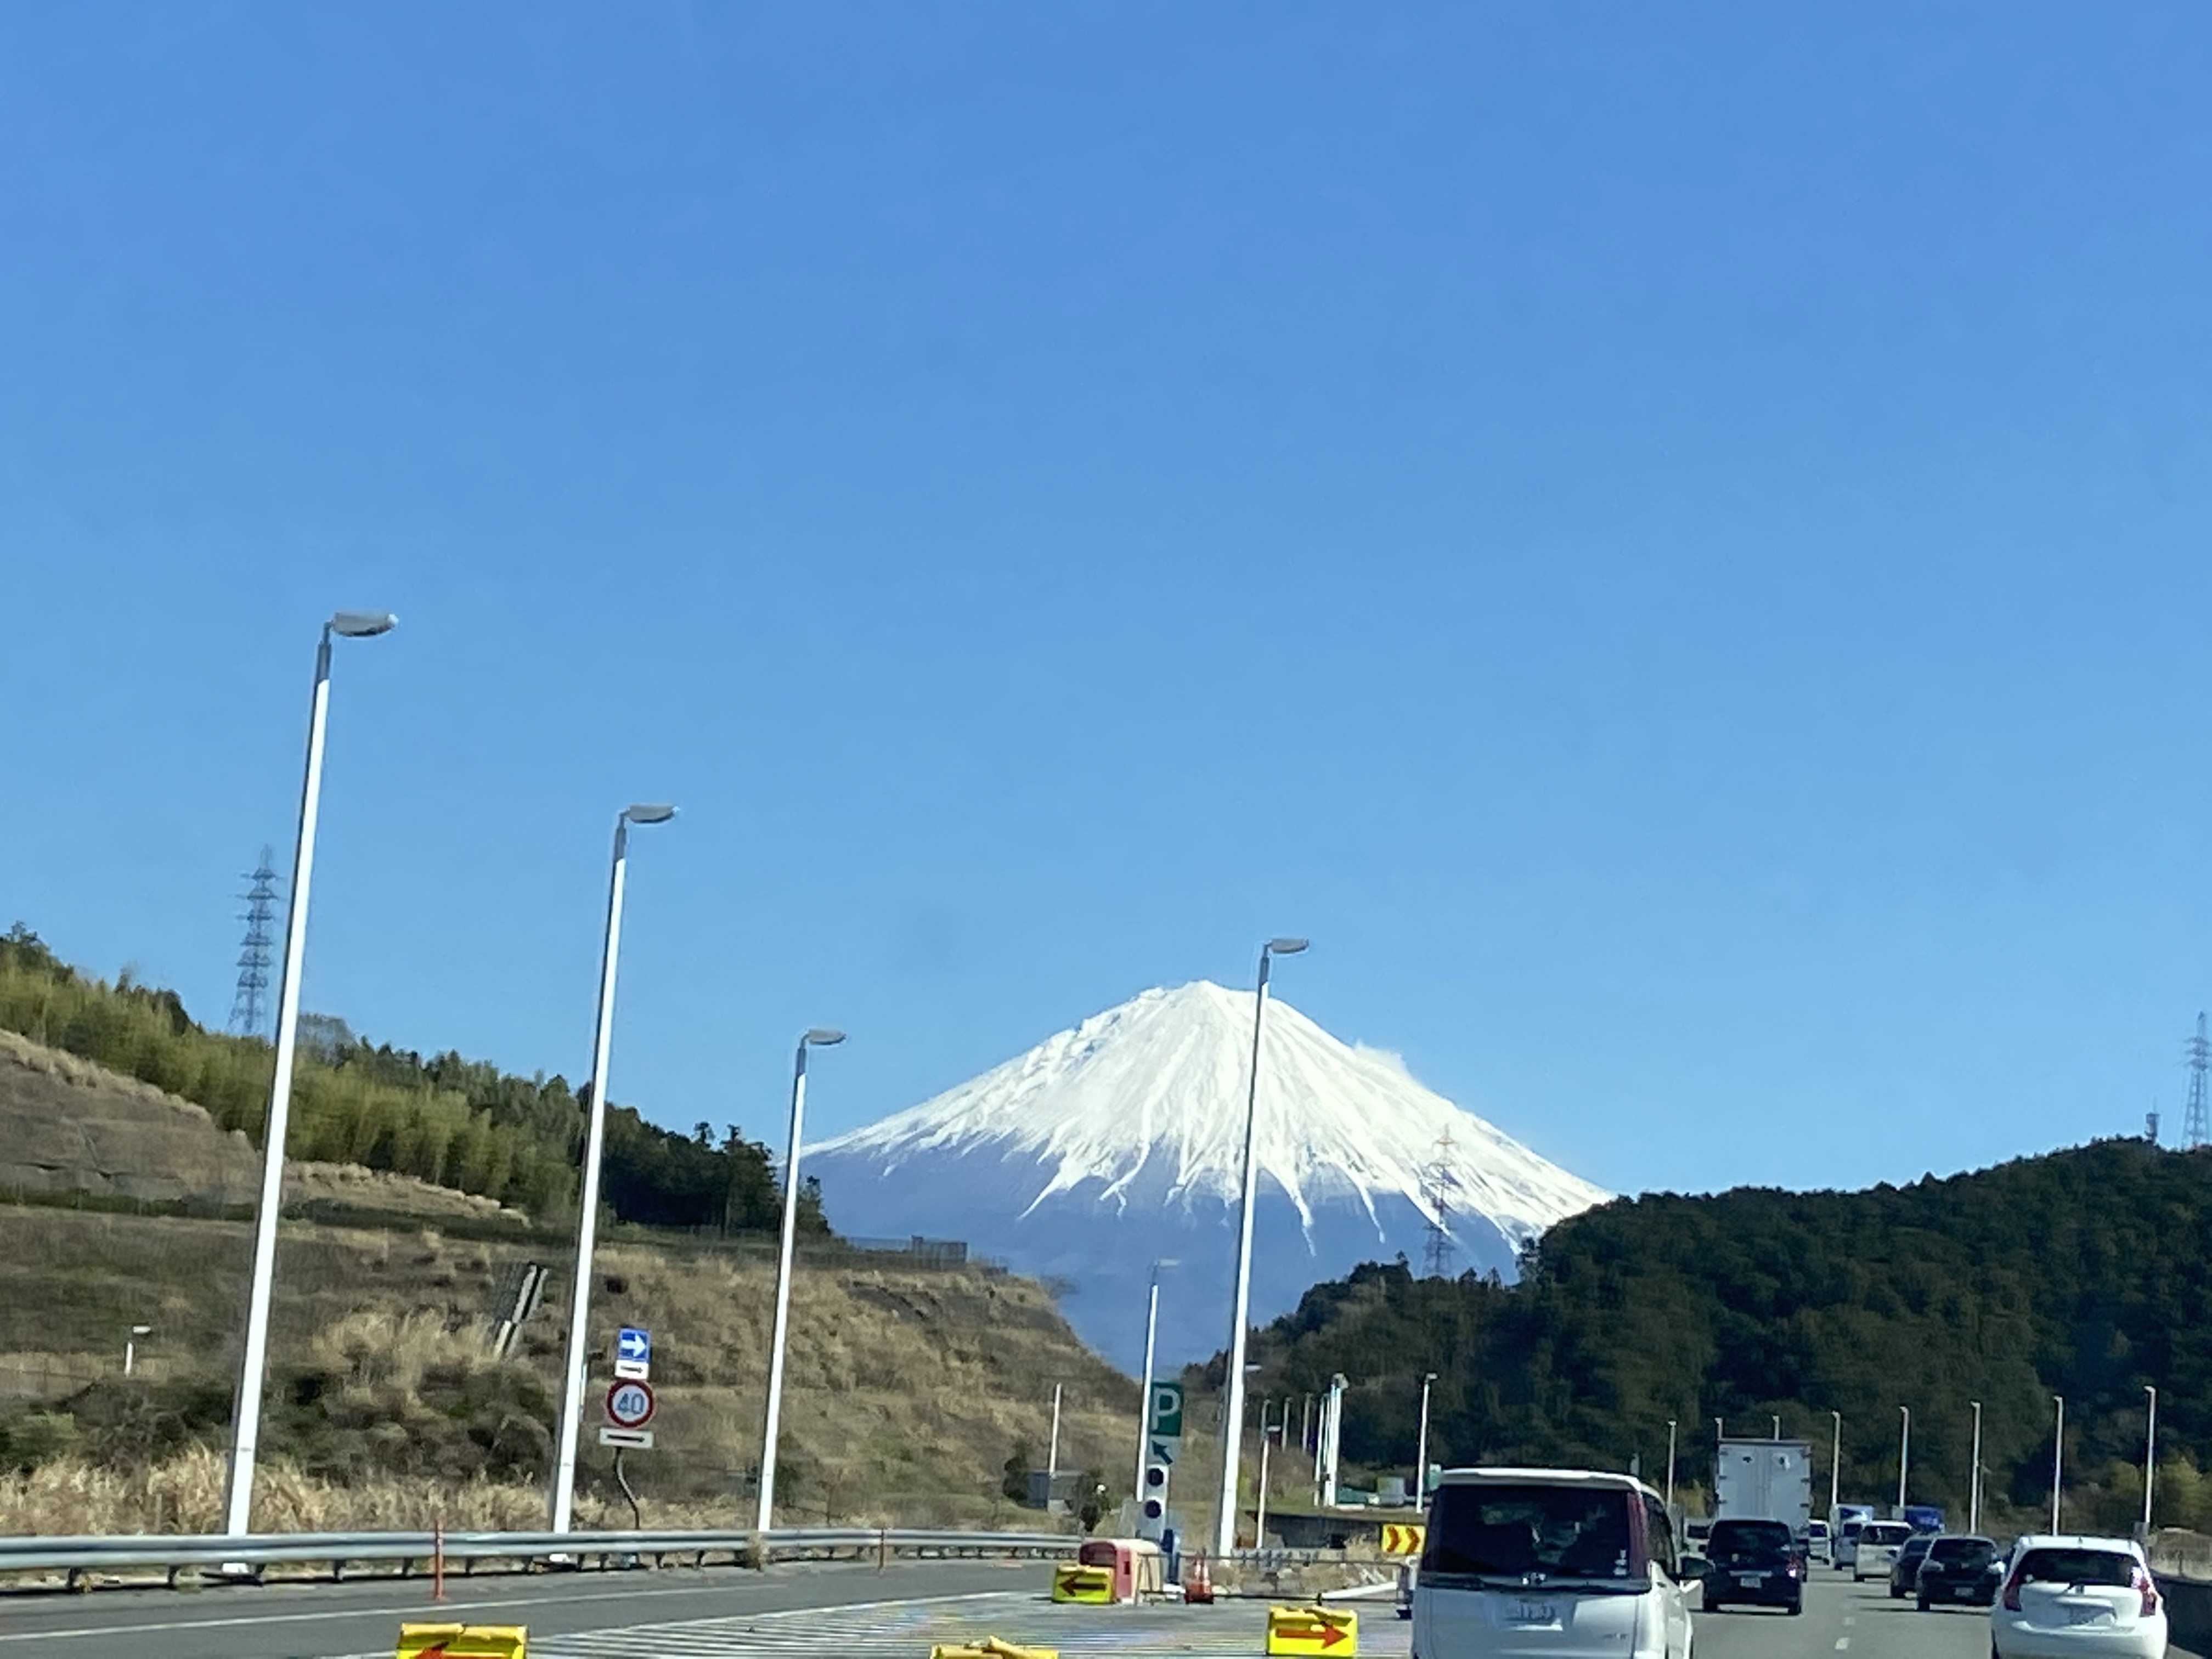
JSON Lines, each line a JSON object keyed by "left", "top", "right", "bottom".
{"left": 605, "top": 1379, "right": 655, "bottom": 1429}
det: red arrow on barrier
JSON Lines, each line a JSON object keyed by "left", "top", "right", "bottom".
{"left": 1274, "top": 1616, "right": 1353, "bottom": 1649}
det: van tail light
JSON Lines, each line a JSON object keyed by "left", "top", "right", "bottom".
{"left": 2135, "top": 1566, "right": 2159, "bottom": 1618}
{"left": 2001, "top": 1568, "right": 2025, "bottom": 1612}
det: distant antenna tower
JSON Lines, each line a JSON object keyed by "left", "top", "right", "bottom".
{"left": 229, "top": 848, "right": 281, "bottom": 1037}
{"left": 2186, "top": 1014, "right": 2211, "bottom": 1150}
{"left": 2147, "top": 1105, "right": 2161, "bottom": 1146}
{"left": 1421, "top": 1128, "right": 1460, "bottom": 1277}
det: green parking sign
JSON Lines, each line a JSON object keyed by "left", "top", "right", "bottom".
{"left": 1148, "top": 1382, "right": 1184, "bottom": 1438}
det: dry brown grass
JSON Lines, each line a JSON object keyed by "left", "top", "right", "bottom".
{"left": 0, "top": 1206, "right": 1139, "bottom": 1534}
{"left": 0, "top": 1445, "right": 741, "bottom": 1536}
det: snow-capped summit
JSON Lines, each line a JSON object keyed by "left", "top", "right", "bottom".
{"left": 807, "top": 982, "right": 1608, "bottom": 1366}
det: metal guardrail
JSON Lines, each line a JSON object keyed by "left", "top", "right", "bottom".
{"left": 0, "top": 1526, "right": 1082, "bottom": 1588}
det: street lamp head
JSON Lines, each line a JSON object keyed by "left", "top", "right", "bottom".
{"left": 1425, "top": 1372, "right": 1438, "bottom": 1383}
{"left": 329, "top": 610, "right": 398, "bottom": 637}
{"left": 623, "top": 803, "right": 679, "bottom": 825}
{"left": 1265, "top": 937, "right": 1310, "bottom": 957}
{"left": 803, "top": 1028, "right": 846, "bottom": 1047}
{"left": 130, "top": 1324, "right": 152, "bottom": 1336}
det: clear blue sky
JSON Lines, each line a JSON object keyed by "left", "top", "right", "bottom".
{"left": 6, "top": 3, "right": 2210, "bottom": 1203}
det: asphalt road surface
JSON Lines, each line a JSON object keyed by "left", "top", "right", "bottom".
{"left": 2, "top": 1563, "right": 2201, "bottom": 1659}
{"left": 1697, "top": 1574, "right": 1989, "bottom": 1659}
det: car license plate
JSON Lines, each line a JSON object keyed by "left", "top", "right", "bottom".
{"left": 1736, "top": 1572, "right": 1764, "bottom": 1586}
{"left": 1506, "top": 1602, "right": 1558, "bottom": 1624}
{"left": 2066, "top": 1607, "right": 2109, "bottom": 1624}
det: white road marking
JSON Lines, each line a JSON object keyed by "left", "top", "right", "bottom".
{"left": 1835, "top": 1639, "right": 1850, "bottom": 1650}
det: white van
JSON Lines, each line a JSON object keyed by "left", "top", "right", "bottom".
{"left": 1853, "top": 1520, "right": 1913, "bottom": 1583}
{"left": 1412, "top": 1468, "right": 1695, "bottom": 1658}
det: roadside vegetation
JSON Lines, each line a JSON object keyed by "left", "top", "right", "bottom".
{"left": 0, "top": 923, "right": 817, "bottom": 1234}
{"left": 0, "top": 1205, "right": 1133, "bottom": 1534}
{"left": 1234, "top": 1136, "right": 2212, "bottom": 1534}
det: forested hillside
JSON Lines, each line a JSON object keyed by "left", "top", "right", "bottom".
{"left": 1234, "top": 1139, "right": 2212, "bottom": 1530}
{"left": 0, "top": 924, "right": 816, "bottom": 1235}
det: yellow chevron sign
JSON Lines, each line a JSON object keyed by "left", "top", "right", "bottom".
{"left": 1380, "top": 1522, "right": 1425, "bottom": 1555}
{"left": 1266, "top": 1604, "right": 1357, "bottom": 1654}
{"left": 1049, "top": 1562, "right": 1114, "bottom": 1603}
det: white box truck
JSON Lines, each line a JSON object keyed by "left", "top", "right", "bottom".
{"left": 1714, "top": 1439, "right": 1814, "bottom": 1536}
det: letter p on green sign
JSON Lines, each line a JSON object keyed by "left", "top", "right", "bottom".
{"left": 1148, "top": 1383, "right": 1184, "bottom": 1438}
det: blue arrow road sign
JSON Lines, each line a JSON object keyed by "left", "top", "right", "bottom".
{"left": 617, "top": 1327, "right": 650, "bottom": 1365}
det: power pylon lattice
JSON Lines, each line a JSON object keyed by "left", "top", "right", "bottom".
{"left": 1421, "top": 1128, "right": 1460, "bottom": 1277}
{"left": 2186, "top": 1013, "right": 2211, "bottom": 1150}
{"left": 229, "top": 848, "right": 281, "bottom": 1038}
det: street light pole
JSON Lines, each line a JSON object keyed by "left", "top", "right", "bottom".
{"left": 1215, "top": 936, "right": 1307, "bottom": 1556}
{"left": 1970, "top": 1401, "right": 1983, "bottom": 1534}
{"left": 1415, "top": 1372, "right": 1437, "bottom": 1508}
{"left": 1048, "top": 1383, "right": 1065, "bottom": 1486}
{"left": 2144, "top": 1385, "right": 2159, "bottom": 1535}
{"left": 1898, "top": 1406, "right": 1910, "bottom": 1515}
{"left": 1256, "top": 1403, "right": 1275, "bottom": 1547}
{"left": 1772, "top": 1414, "right": 1782, "bottom": 1441}
{"left": 1666, "top": 1419, "right": 1678, "bottom": 1517}
{"left": 1829, "top": 1411, "right": 1842, "bottom": 1520}
{"left": 224, "top": 609, "right": 396, "bottom": 1539}
{"left": 548, "top": 803, "right": 677, "bottom": 1533}
{"left": 2051, "top": 1395, "right": 2065, "bottom": 1533}
{"left": 757, "top": 1028, "right": 846, "bottom": 1532}
{"left": 125, "top": 1325, "right": 151, "bottom": 1378}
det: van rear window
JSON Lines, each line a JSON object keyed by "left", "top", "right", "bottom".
{"left": 1424, "top": 1484, "right": 1638, "bottom": 1581}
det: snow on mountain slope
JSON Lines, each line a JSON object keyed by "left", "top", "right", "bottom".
{"left": 806, "top": 982, "right": 1609, "bottom": 1367}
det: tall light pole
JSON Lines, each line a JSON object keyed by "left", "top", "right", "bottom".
{"left": 1771, "top": 1414, "right": 1782, "bottom": 1440}
{"left": 1131, "top": 1259, "right": 1177, "bottom": 1510}
{"left": 1415, "top": 1372, "right": 1438, "bottom": 1507}
{"left": 1969, "top": 1401, "right": 1983, "bottom": 1534}
{"left": 2050, "top": 1395, "right": 2065, "bottom": 1533}
{"left": 1215, "top": 935, "right": 1307, "bottom": 1555}
{"left": 1829, "top": 1410, "right": 1842, "bottom": 1519}
{"left": 1897, "top": 1406, "right": 1910, "bottom": 1515}
{"left": 224, "top": 608, "right": 396, "bottom": 1538}
{"left": 1665, "top": 1419, "right": 1678, "bottom": 1517}
{"left": 125, "top": 1324, "right": 151, "bottom": 1378}
{"left": 756, "top": 1027, "right": 846, "bottom": 1531}
{"left": 547, "top": 802, "right": 678, "bottom": 1533}
{"left": 2144, "top": 1385, "right": 2159, "bottom": 1534}
{"left": 1047, "top": 1383, "right": 1065, "bottom": 1486}
{"left": 1256, "top": 1401, "right": 1276, "bottom": 1547}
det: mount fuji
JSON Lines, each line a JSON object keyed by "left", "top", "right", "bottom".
{"left": 806, "top": 982, "right": 1609, "bottom": 1368}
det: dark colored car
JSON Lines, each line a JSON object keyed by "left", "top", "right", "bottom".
{"left": 1889, "top": 1534, "right": 1936, "bottom": 1598}
{"left": 1915, "top": 1534, "right": 2001, "bottom": 1609}
{"left": 1703, "top": 1518, "right": 1805, "bottom": 1615}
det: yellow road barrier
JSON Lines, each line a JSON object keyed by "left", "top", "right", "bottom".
{"left": 1049, "top": 1561, "right": 1114, "bottom": 1603}
{"left": 1379, "top": 1522, "right": 1426, "bottom": 1555}
{"left": 396, "top": 1626, "right": 527, "bottom": 1659}
{"left": 1266, "top": 1603, "right": 1358, "bottom": 1655}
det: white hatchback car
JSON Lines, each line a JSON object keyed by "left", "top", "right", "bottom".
{"left": 1411, "top": 1468, "right": 1695, "bottom": 1659}
{"left": 1991, "top": 1535, "right": 2168, "bottom": 1659}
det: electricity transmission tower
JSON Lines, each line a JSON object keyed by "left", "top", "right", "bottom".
{"left": 1421, "top": 1128, "right": 1460, "bottom": 1277}
{"left": 229, "top": 848, "right": 280, "bottom": 1037}
{"left": 2186, "top": 1013, "right": 2210, "bottom": 1150}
